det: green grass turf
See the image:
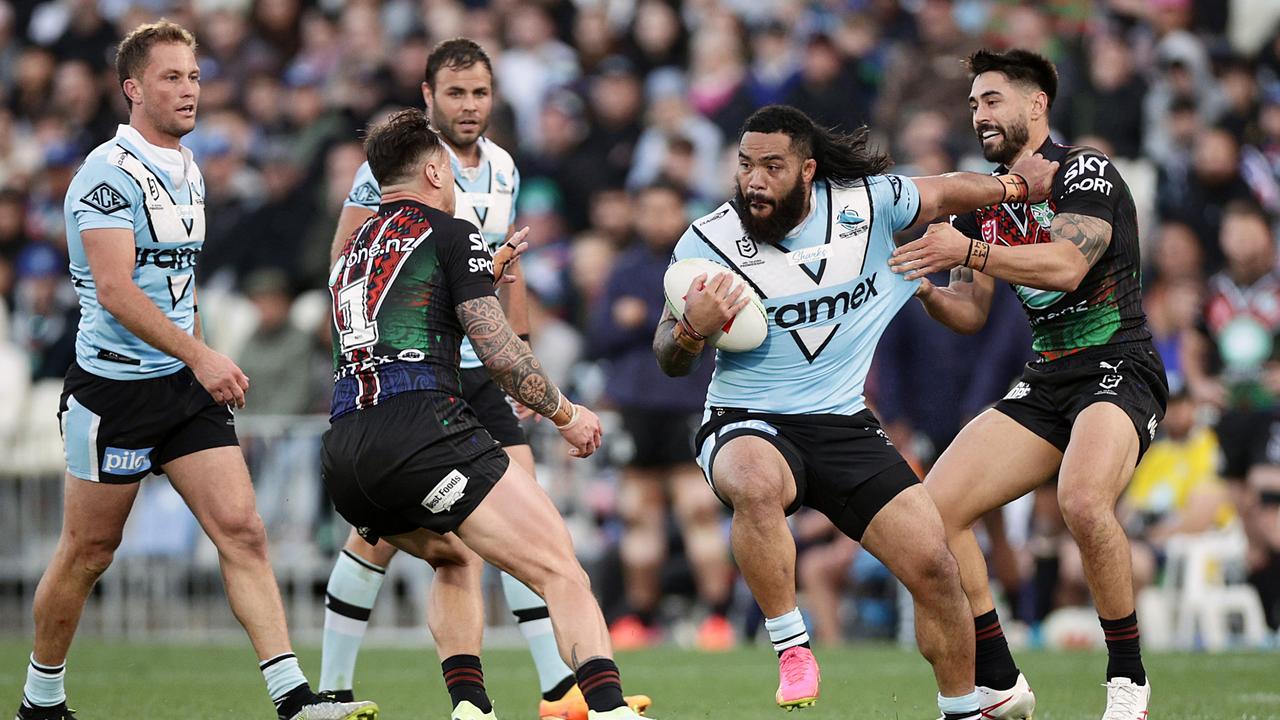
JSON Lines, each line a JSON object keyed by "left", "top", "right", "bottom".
{"left": 0, "top": 640, "right": 1277, "bottom": 719}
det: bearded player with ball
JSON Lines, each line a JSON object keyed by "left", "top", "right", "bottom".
{"left": 654, "top": 105, "right": 1056, "bottom": 720}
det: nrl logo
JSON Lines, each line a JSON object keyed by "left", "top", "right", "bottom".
{"left": 737, "top": 234, "right": 757, "bottom": 258}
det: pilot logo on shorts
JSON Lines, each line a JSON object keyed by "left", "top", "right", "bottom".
{"left": 422, "top": 469, "right": 469, "bottom": 514}
{"left": 102, "top": 446, "right": 153, "bottom": 475}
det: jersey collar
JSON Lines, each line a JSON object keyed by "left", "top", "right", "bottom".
{"left": 114, "top": 124, "right": 194, "bottom": 188}
{"left": 445, "top": 136, "right": 489, "bottom": 182}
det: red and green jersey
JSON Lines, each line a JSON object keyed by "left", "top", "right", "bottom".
{"left": 953, "top": 139, "right": 1150, "bottom": 359}
{"left": 328, "top": 199, "right": 496, "bottom": 420}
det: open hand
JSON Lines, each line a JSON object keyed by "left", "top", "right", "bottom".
{"left": 889, "top": 223, "right": 972, "bottom": 281}
{"left": 493, "top": 226, "right": 530, "bottom": 286}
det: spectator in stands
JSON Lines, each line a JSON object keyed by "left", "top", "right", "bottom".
{"left": 588, "top": 182, "right": 733, "bottom": 651}
{"left": 1159, "top": 127, "right": 1256, "bottom": 271}
{"left": 785, "top": 33, "right": 874, "bottom": 133}
{"left": 8, "top": 242, "right": 76, "bottom": 380}
{"left": 234, "top": 269, "right": 318, "bottom": 416}
{"left": 627, "top": 68, "right": 723, "bottom": 200}
{"left": 1061, "top": 33, "right": 1146, "bottom": 159}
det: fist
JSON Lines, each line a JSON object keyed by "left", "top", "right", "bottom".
{"left": 1008, "top": 153, "right": 1059, "bottom": 203}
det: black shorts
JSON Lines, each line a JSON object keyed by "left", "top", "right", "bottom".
{"left": 321, "top": 391, "right": 510, "bottom": 542}
{"left": 58, "top": 362, "right": 239, "bottom": 484}
{"left": 694, "top": 408, "right": 919, "bottom": 540}
{"left": 619, "top": 407, "right": 700, "bottom": 468}
{"left": 460, "top": 366, "right": 526, "bottom": 447}
{"left": 1215, "top": 407, "right": 1280, "bottom": 480}
{"left": 995, "top": 342, "right": 1169, "bottom": 461}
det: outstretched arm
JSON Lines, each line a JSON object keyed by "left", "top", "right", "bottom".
{"left": 891, "top": 213, "right": 1110, "bottom": 292}
{"left": 910, "top": 153, "right": 1058, "bottom": 229}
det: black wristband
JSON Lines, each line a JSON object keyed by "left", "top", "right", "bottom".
{"left": 517, "top": 333, "right": 531, "bottom": 343}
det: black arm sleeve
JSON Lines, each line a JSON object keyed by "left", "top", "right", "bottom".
{"left": 439, "top": 218, "right": 497, "bottom": 303}
{"left": 1052, "top": 149, "right": 1123, "bottom": 224}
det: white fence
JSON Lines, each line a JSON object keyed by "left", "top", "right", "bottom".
{"left": 0, "top": 397, "right": 616, "bottom": 643}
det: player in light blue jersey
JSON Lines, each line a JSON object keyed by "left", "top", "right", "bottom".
{"left": 319, "top": 39, "right": 650, "bottom": 720}
{"left": 654, "top": 105, "right": 1057, "bottom": 720}
{"left": 15, "top": 21, "right": 378, "bottom": 720}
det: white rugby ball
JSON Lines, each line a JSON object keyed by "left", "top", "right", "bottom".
{"left": 663, "top": 257, "right": 768, "bottom": 352}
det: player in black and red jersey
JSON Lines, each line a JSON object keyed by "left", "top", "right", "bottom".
{"left": 888, "top": 49, "right": 1167, "bottom": 720}
{"left": 323, "top": 109, "right": 644, "bottom": 720}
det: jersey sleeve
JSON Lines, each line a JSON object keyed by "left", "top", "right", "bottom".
{"left": 343, "top": 161, "right": 382, "bottom": 211}
{"left": 441, "top": 218, "right": 498, "bottom": 304}
{"left": 1052, "top": 151, "right": 1122, "bottom": 224}
{"left": 68, "top": 162, "right": 139, "bottom": 232}
{"left": 671, "top": 223, "right": 718, "bottom": 264}
{"left": 508, "top": 167, "right": 521, "bottom": 227}
{"left": 867, "top": 174, "right": 921, "bottom": 233}
{"left": 950, "top": 210, "right": 982, "bottom": 240}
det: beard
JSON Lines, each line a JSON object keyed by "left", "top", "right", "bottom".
{"left": 978, "top": 116, "right": 1030, "bottom": 166}
{"left": 734, "top": 177, "right": 808, "bottom": 246}
{"left": 434, "top": 111, "right": 487, "bottom": 151}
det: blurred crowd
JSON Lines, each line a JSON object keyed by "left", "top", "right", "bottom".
{"left": 2, "top": 0, "right": 1280, "bottom": 648}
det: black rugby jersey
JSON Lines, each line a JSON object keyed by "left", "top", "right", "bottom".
{"left": 328, "top": 199, "right": 496, "bottom": 420}
{"left": 953, "top": 138, "right": 1150, "bottom": 359}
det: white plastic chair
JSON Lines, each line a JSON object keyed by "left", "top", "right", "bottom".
{"left": 1163, "top": 527, "right": 1270, "bottom": 650}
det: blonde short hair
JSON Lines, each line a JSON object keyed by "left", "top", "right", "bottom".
{"left": 115, "top": 20, "right": 197, "bottom": 109}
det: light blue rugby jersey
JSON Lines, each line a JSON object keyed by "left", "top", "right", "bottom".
{"left": 64, "top": 124, "right": 206, "bottom": 380}
{"left": 672, "top": 176, "right": 922, "bottom": 417}
{"left": 343, "top": 137, "right": 520, "bottom": 369}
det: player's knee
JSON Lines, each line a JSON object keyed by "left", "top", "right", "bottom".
{"left": 721, "top": 476, "right": 786, "bottom": 517}
{"left": 212, "top": 511, "right": 269, "bottom": 560}
{"left": 66, "top": 532, "right": 121, "bottom": 578}
{"left": 1057, "top": 489, "right": 1113, "bottom": 537}
{"left": 904, "top": 545, "right": 961, "bottom": 597}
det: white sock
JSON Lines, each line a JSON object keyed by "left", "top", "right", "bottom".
{"left": 320, "top": 549, "right": 386, "bottom": 692}
{"left": 23, "top": 654, "right": 66, "bottom": 708}
{"left": 938, "top": 690, "right": 981, "bottom": 719}
{"left": 260, "top": 653, "right": 308, "bottom": 708}
{"left": 764, "top": 607, "right": 810, "bottom": 654}
{"left": 501, "top": 571, "right": 574, "bottom": 695}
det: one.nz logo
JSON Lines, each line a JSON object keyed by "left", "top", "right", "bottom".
{"left": 81, "top": 182, "right": 129, "bottom": 214}
{"left": 349, "top": 182, "right": 380, "bottom": 206}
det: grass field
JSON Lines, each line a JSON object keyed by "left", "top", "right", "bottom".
{"left": 1, "top": 640, "right": 1277, "bottom": 719}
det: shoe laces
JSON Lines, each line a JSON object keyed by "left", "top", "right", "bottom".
{"left": 1101, "top": 680, "right": 1143, "bottom": 719}
{"left": 780, "top": 650, "right": 813, "bottom": 685}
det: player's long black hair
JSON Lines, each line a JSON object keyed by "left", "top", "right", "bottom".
{"left": 741, "top": 105, "right": 892, "bottom": 187}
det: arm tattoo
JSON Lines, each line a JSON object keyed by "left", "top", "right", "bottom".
{"left": 950, "top": 266, "right": 975, "bottom": 284}
{"left": 456, "top": 296, "right": 561, "bottom": 417}
{"left": 1052, "top": 212, "right": 1112, "bottom": 268}
{"left": 653, "top": 312, "right": 703, "bottom": 377}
